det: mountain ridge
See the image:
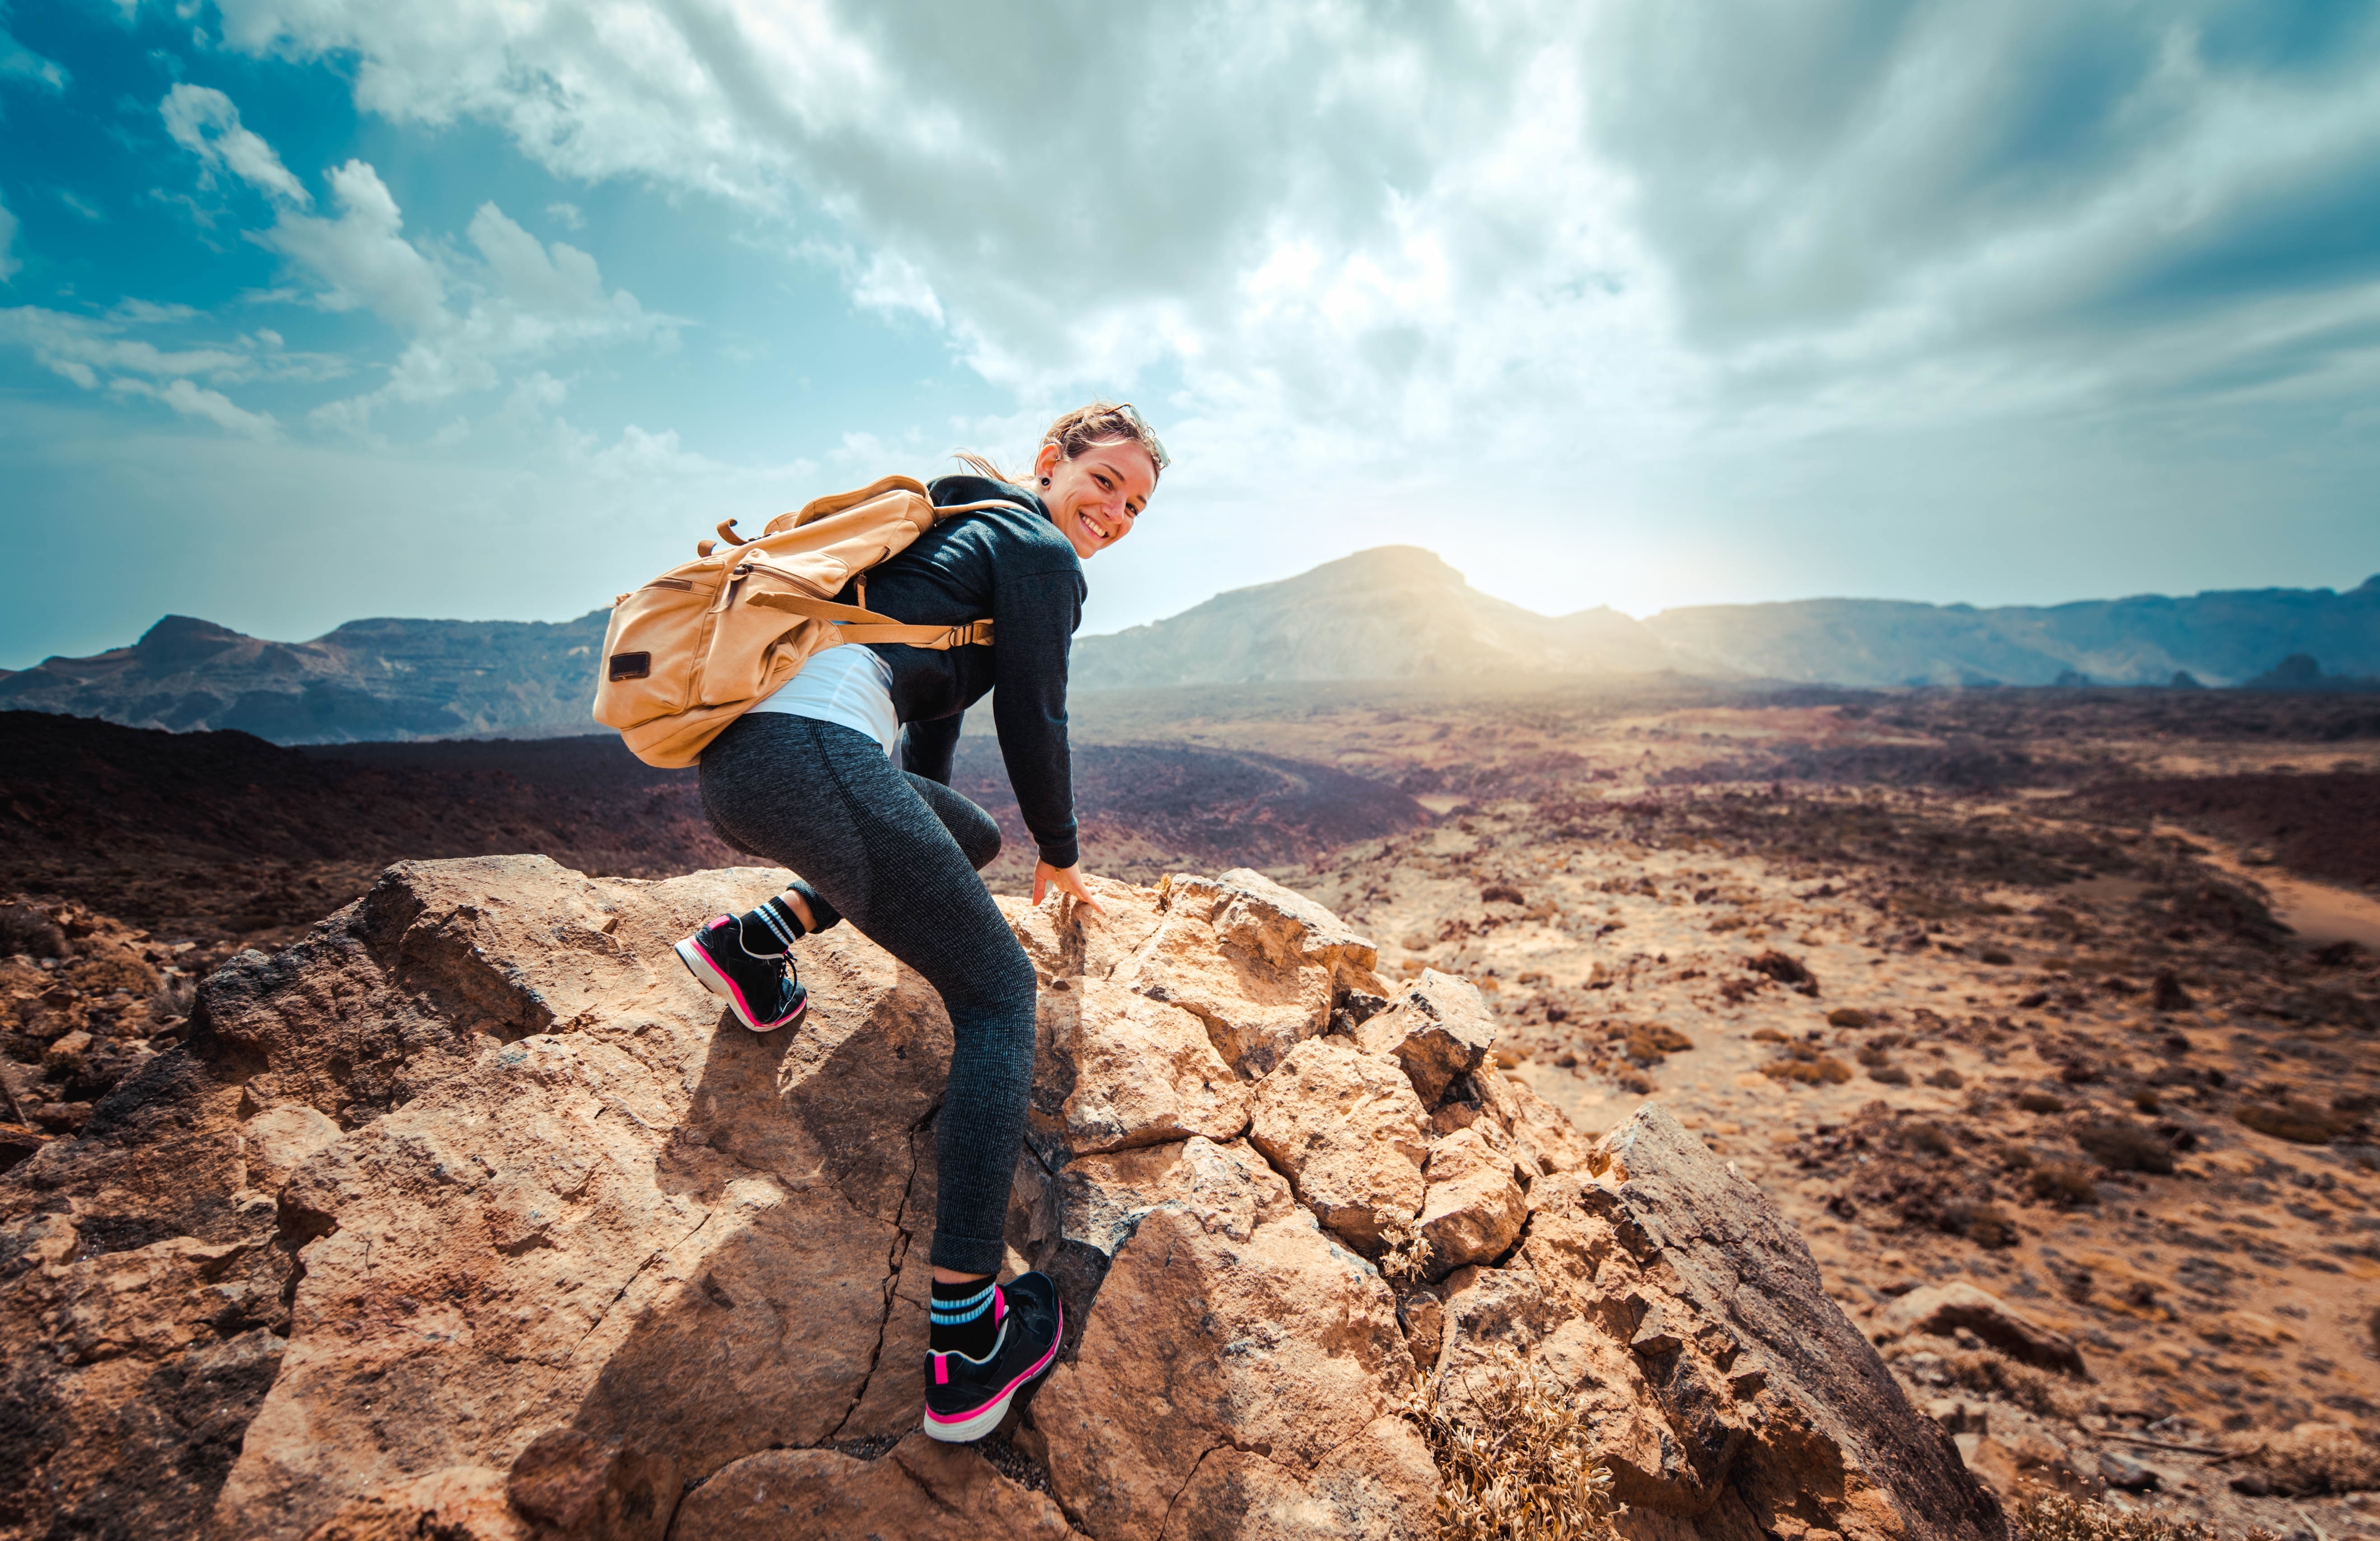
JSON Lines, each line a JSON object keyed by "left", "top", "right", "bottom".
{"left": 3, "top": 550, "right": 2374, "bottom": 743}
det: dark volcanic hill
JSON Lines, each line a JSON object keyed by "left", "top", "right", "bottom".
{"left": 0, "top": 711, "right": 1428, "bottom": 951}
{"left": 0, "top": 611, "right": 609, "bottom": 742}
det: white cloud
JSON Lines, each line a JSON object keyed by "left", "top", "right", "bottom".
{"left": 0, "top": 22, "right": 66, "bottom": 92}
{"left": 199, "top": 0, "right": 2380, "bottom": 500}
{"left": 109, "top": 376, "right": 279, "bottom": 439}
{"left": 160, "top": 84, "right": 312, "bottom": 207}
{"left": 272, "top": 183, "right": 677, "bottom": 428}
{"left": 0, "top": 306, "right": 254, "bottom": 387}
{"left": 546, "top": 200, "right": 583, "bottom": 230}
{"left": 146, "top": 86, "right": 682, "bottom": 432}
{"left": 0, "top": 192, "right": 19, "bottom": 283}
{"left": 0, "top": 303, "right": 341, "bottom": 438}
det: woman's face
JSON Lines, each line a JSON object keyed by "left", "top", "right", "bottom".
{"left": 1036, "top": 439, "right": 1157, "bottom": 560}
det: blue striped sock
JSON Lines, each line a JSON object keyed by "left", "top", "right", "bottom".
{"left": 929, "top": 1280, "right": 1000, "bottom": 1360}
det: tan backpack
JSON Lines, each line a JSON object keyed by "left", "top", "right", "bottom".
{"left": 592, "top": 474, "right": 1025, "bottom": 768}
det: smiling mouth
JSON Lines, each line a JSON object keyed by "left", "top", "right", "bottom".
{"left": 1077, "top": 510, "right": 1115, "bottom": 544}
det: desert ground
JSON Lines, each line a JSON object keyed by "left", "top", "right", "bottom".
{"left": 1074, "top": 681, "right": 2380, "bottom": 1539}
{"left": 7, "top": 681, "right": 2378, "bottom": 1536}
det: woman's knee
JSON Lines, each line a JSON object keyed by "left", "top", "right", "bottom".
{"left": 947, "top": 936, "right": 1036, "bottom": 1029}
{"left": 917, "top": 778, "right": 1002, "bottom": 871}
{"left": 956, "top": 806, "right": 1002, "bottom": 872}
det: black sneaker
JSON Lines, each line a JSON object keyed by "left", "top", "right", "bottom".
{"left": 922, "top": 1272, "right": 1062, "bottom": 1443}
{"left": 673, "top": 915, "right": 807, "bottom": 1031}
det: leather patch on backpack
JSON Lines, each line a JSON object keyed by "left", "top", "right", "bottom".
{"left": 608, "top": 652, "right": 652, "bottom": 682}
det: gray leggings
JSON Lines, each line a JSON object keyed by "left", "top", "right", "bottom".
{"left": 697, "top": 712, "right": 1035, "bottom": 1276}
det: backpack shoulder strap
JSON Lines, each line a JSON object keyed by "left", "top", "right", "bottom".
{"left": 743, "top": 590, "right": 993, "bottom": 649}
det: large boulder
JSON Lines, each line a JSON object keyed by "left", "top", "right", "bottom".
{"left": 1248, "top": 1036, "right": 1429, "bottom": 1254}
{"left": 676, "top": 1433, "right": 1081, "bottom": 1540}
{"left": 1113, "top": 869, "right": 1383, "bottom": 1077}
{"left": 1433, "top": 1105, "right": 2009, "bottom": 1541}
{"left": 3, "top": 858, "right": 2006, "bottom": 1541}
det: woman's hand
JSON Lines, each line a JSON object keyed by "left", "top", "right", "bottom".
{"left": 1033, "top": 860, "right": 1107, "bottom": 914}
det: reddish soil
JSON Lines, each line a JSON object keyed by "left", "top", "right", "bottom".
{"left": 2083, "top": 773, "right": 2380, "bottom": 891}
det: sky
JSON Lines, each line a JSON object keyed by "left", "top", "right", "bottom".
{"left": 1, "top": 0, "right": 2377, "bottom": 668}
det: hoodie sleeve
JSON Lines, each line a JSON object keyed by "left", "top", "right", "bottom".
{"left": 991, "top": 558, "right": 1086, "bottom": 869}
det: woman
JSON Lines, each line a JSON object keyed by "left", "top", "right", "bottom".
{"left": 672, "top": 401, "right": 1166, "bottom": 1443}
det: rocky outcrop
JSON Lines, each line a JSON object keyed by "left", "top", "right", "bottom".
{"left": 0, "top": 856, "right": 2006, "bottom": 1541}
{"left": 1879, "top": 1283, "right": 2089, "bottom": 1379}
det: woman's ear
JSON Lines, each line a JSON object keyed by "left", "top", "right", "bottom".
{"left": 1032, "top": 442, "right": 1061, "bottom": 487}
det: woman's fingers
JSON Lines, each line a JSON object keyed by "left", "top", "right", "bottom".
{"left": 1037, "top": 860, "right": 1107, "bottom": 914}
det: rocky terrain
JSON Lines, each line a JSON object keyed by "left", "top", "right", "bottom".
{"left": 7, "top": 678, "right": 2380, "bottom": 1538}
{"left": 2, "top": 859, "right": 2003, "bottom": 1541}
{"left": 1184, "top": 687, "right": 2380, "bottom": 1538}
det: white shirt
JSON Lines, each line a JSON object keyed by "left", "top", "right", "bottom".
{"left": 747, "top": 643, "right": 900, "bottom": 758}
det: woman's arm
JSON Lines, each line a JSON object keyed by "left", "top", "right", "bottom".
{"left": 989, "top": 562, "right": 1086, "bottom": 871}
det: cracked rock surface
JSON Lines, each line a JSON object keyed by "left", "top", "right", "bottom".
{"left": 3, "top": 857, "right": 2004, "bottom": 1541}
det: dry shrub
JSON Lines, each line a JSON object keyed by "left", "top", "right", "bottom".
{"left": 2018, "top": 1091, "right": 2066, "bottom": 1113}
{"left": 1827, "top": 1007, "right": 1872, "bottom": 1028}
{"left": 1953, "top": 1202, "right": 2018, "bottom": 1248}
{"left": 1377, "top": 1216, "right": 1440, "bottom": 1290}
{"left": 2010, "top": 1488, "right": 2209, "bottom": 1541}
{"left": 1762, "top": 1042, "right": 1852, "bottom": 1084}
{"left": 2249, "top": 1422, "right": 2380, "bottom": 1495}
{"left": 1899, "top": 1121, "right": 1955, "bottom": 1158}
{"left": 1942, "top": 1348, "right": 2090, "bottom": 1421}
{"left": 2074, "top": 1119, "right": 2174, "bottom": 1175}
{"left": 1751, "top": 1026, "right": 1790, "bottom": 1043}
{"left": 0, "top": 902, "right": 67, "bottom": 960}
{"left": 2236, "top": 1100, "right": 2355, "bottom": 1146}
{"left": 2029, "top": 1163, "right": 2101, "bottom": 1207}
{"left": 1405, "top": 1354, "right": 1616, "bottom": 1541}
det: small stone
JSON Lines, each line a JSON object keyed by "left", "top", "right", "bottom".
{"left": 2098, "top": 1451, "right": 2159, "bottom": 1492}
{"left": 42, "top": 1030, "right": 93, "bottom": 1074}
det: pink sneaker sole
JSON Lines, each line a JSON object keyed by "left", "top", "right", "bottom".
{"left": 674, "top": 934, "right": 807, "bottom": 1032}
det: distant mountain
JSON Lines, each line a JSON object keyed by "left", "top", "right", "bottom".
{"left": 5, "top": 555, "right": 2375, "bottom": 744}
{"left": 1071, "top": 546, "right": 1688, "bottom": 688}
{"left": 1644, "top": 580, "right": 2380, "bottom": 688}
{"left": 1074, "top": 552, "right": 2380, "bottom": 691}
{"left": 0, "top": 611, "right": 609, "bottom": 742}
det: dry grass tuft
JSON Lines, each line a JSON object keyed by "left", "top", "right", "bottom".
{"left": 1891, "top": 1340, "right": 2089, "bottom": 1421}
{"left": 1405, "top": 1353, "right": 1617, "bottom": 1541}
{"left": 2247, "top": 1421, "right": 2380, "bottom": 1495}
{"left": 1376, "top": 1216, "right": 1440, "bottom": 1290}
{"left": 2011, "top": 1488, "right": 2211, "bottom": 1541}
